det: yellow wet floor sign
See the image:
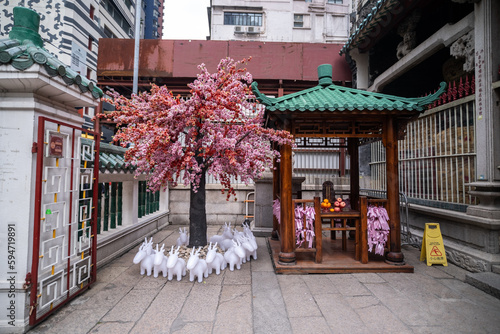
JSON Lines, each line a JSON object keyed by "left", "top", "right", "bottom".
{"left": 420, "top": 223, "right": 448, "bottom": 266}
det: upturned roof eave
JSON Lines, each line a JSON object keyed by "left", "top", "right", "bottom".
{"left": 252, "top": 80, "right": 446, "bottom": 115}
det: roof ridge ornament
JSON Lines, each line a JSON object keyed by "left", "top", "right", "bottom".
{"left": 251, "top": 82, "right": 276, "bottom": 106}
{"left": 9, "top": 7, "right": 43, "bottom": 48}
{"left": 411, "top": 82, "right": 447, "bottom": 106}
{"left": 318, "top": 64, "right": 333, "bottom": 86}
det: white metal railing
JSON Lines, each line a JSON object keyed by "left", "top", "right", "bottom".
{"left": 369, "top": 97, "right": 476, "bottom": 209}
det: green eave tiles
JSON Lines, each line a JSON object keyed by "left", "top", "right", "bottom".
{"left": 0, "top": 38, "right": 103, "bottom": 99}
{"left": 81, "top": 138, "right": 134, "bottom": 173}
{"left": 340, "top": 0, "right": 399, "bottom": 55}
{"left": 251, "top": 81, "right": 446, "bottom": 113}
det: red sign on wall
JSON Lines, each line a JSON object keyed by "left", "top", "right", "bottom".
{"left": 48, "top": 133, "right": 64, "bottom": 158}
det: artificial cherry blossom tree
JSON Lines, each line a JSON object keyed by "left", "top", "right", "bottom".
{"left": 98, "top": 57, "right": 294, "bottom": 247}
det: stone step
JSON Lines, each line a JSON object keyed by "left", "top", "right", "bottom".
{"left": 465, "top": 272, "right": 500, "bottom": 300}
{"left": 492, "top": 264, "right": 500, "bottom": 274}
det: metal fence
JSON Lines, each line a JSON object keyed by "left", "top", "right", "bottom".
{"left": 369, "top": 96, "right": 476, "bottom": 210}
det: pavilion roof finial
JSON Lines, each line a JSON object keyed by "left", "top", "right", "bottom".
{"left": 318, "top": 64, "right": 333, "bottom": 87}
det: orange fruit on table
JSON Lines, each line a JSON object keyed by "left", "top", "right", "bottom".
{"left": 330, "top": 208, "right": 334, "bottom": 212}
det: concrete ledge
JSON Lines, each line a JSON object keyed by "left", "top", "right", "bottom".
{"left": 252, "top": 227, "right": 273, "bottom": 237}
{"left": 465, "top": 272, "right": 500, "bottom": 300}
{"left": 410, "top": 228, "right": 500, "bottom": 272}
{"left": 96, "top": 211, "right": 170, "bottom": 268}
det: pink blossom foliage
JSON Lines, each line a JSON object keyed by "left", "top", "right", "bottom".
{"left": 98, "top": 57, "right": 294, "bottom": 198}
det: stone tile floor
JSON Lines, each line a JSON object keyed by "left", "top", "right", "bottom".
{"left": 28, "top": 224, "right": 500, "bottom": 334}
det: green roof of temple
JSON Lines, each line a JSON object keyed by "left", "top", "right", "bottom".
{"left": 340, "top": 0, "right": 400, "bottom": 55}
{"left": 252, "top": 64, "right": 446, "bottom": 113}
{"left": 0, "top": 7, "right": 103, "bottom": 99}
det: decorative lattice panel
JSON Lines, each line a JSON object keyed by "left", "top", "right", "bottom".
{"left": 30, "top": 117, "right": 99, "bottom": 325}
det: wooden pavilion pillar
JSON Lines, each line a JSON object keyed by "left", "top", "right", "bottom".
{"left": 384, "top": 117, "right": 404, "bottom": 264}
{"left": 278, "top": 119, "right": 296, "bottom": 265}
{"left": 348, "top": 138, "right": 360, "bottom": 210}
{"left": 272, "top": 142, "right": 280, "bottom": 241}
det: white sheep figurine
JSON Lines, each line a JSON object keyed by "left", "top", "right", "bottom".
{"left": 206, "top": 242, "right": 226, "bottom": 275}
{"left": 219, "top": 237, "right": 234, "bottom": 251}
{"left": 133, "top": 237, "right": 154, "bottom": 276}
{"left": 209, "top": 222, "right": 233, "bottom": 247}
{"left": 235, "top": 235, "right": 255, "bottom": 264}
{"left": 186, "top": 247, "right": 208, "bottom": 283}
{"left": 166, "top": 246, "right": 186, "bottom": 281}
{"left": 244, "top": 231, "right": 258, "bottom": 260}
{"left": 224, "top": 239, "right": 246, "bottom": 271}
{"left": 219, "top": 223, "right": 237, "bottom": 251}
{"left": 153, "top": 244, "right": 168, "bottom": 278}
{"left": 176, "top": 227, "right": 189, "bottom": 247}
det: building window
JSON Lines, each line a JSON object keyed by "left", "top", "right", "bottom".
{"left": 103, "top": 25, "right": 116, "bottom": 38}
{"left": 102, "top": 0, "right": 131, "bottom": 32}
{"left": 327, "top": 0, "right": 343, "bottom": 3}
{"left": 294, "top": 14, "right": 304, "bottom": 28}
{"left": 88, "top": 36, "right": 93, "bottom": 51}
{"left": 89, "top": 5, "right": 95, "bottom": 19}
{"left": 224, "top": 12, "right": 262, "bottom": 26}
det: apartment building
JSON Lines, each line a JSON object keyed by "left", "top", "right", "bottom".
{"left": 209, "top": 0, "right": 351, "bottom": 43}
{"left": 144, "top": 0, "right": 164, "bottom": 39}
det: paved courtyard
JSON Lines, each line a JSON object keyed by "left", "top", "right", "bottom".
{"left": 28, "top": 224, "right": 500, "bottom": 334}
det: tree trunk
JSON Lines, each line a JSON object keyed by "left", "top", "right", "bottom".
{"left": 189, "top": 171, "right": 207, "bottom": 247}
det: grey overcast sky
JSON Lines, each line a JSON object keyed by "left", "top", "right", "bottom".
{"left": 163, "top": 0, "right": 210, "bottom": 40}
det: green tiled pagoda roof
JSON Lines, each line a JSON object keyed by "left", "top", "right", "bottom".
{"left": 0, "top": 7, "right": 103, "bottom": 99}
{"left": 251, "top": 80, "right": 446, "bottom": 113}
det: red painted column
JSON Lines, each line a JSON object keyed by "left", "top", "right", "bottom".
{"left": 278, "top": 119, "right": 296, "bottom": 265}
{"left": 348, "top": 138, "right": 359, "bottom": 210}
{"left": 272, "top": 142, "right": 280, "bottom": 240}
{"left": 385, "top": 117, "right": 404, "bottom": 264}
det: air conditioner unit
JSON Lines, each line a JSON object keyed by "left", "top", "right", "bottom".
{"left": 234, "top": 26, "right": 244, "bottom": 34}
{"left": 246, "top": 26, "right": 260, "bottom": 34}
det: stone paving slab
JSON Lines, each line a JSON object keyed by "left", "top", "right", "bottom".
{"left": 129, "top": 282, "right": 192, "bottom": 334}
{"left": 251, "top": 271, "right": 292, "bottom": 334}
{"left": 26, "top": 226, "right": 500, "bottom": 334}
{"left": 213, "top": 285, "right": 252, "bottom": 334}
{"left": 278, "top": 275, "right": 323, "bottom": 318}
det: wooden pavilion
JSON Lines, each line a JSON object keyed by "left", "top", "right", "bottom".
{"left": 252, "top": 64, "right": 445, "bottom": 274}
